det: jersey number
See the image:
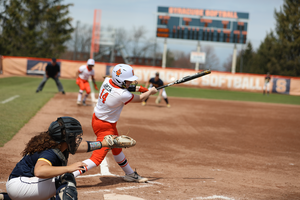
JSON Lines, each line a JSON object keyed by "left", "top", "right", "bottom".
{"left": 99, "top": 89, "right": 108, "bottom": 103}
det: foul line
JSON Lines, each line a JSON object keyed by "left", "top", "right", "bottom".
{"left": 89, "top": 77, "right": 98, "bottom": 103}
{"left": 191, "top": 195, "right": 235, "bottom": 200}
{"left": 83, "top": 181, "right": 161, "bottom": 194}
{"left": 1, "top": 95, "right": 20, "bottom": 104}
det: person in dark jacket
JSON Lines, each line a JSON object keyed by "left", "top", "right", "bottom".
{"left": 36, "top": 58, "right": 65, "bottom": 94}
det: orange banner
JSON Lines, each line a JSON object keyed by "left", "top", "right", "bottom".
{"left": 2, "top": 56, "right": 300, "bottom": 96}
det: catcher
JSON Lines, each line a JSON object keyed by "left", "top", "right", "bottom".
{"left": 76, "top": 58, "right": 98, "bottom": 106}
{"left": 73, "top": 64, "right": 157, "bottom": 183}
{"left": 0, "top": 116, "right": 135, "bottom": 200}
{"left": 142, "top": 71, "right": 171, "bottom": 107}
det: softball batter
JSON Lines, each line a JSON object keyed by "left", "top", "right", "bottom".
{"left": 73, "top": 64, "right": 157, "bottom": 183}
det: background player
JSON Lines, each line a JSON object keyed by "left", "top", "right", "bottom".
{"left": 36, "top": 58, "right": 65, "bottom": 94}
{"left": 142, "top": 72, "right": 170, "bottom": 107}
{"left": 0, "top": 116, "right": 117, "bottom": 200}
{"left": 76, "top": 58, "right": 98, "bottom": 106}
{"left": 73, "top": 64, "right": 157, "bottom": 183}
{"left": 263, "top": 72, "right": 271, "bottom": 95}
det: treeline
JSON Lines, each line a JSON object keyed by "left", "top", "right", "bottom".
{"left": 225, "top": 0, "right": 300, "bottom": 77}
{"left": 0, "top": 0, "right": 299, "bottom": 76}
{"left": 0, "top": 0, "right": 73, "bottom": 58}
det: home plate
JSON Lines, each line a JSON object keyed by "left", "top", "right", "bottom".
{"left": 104, "top": 193, "right": 145, "bottom": 200}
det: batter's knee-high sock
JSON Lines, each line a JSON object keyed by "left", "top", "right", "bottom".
{"left": 73, "top": 159, "right": 97, "bottom": 177}
{"left": 164, "top": 98, "right": 169, "bottom": 104}
{"left": 113, "top": 152, "right": 134, "bottom": 175}
{"left": 77, "top": 90, "right": 83, "bottom": 102}
{"left": 83, "top": 93, "right": 89, "bottom": 103}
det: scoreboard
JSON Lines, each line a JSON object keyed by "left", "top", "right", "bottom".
{"left": 156, "top": 6, "right": 249, "bottom": 44}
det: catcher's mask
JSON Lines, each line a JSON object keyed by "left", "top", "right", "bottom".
{"left": 48, "top": 117, "right": 83, "bottom": 155}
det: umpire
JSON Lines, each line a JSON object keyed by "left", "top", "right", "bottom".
{"left": 36, "top": 58, "right": 65, "bottom": 94}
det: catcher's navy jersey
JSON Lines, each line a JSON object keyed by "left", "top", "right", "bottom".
{"left": 10, "top": 149, "right": 62, "bottom": 178}
{"left": 149, "top": 78, "right": 163, "bottom": 88}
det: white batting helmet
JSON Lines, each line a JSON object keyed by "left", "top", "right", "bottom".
{"left": 87, "top": 58, "right": 95, "bottom": 65}
{"left": 112, "top": 64, "right": 138, "bottom": 88}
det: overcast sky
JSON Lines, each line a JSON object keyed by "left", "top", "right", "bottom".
{"left": 63, "top": 0, "right": 284, "bottom": 71}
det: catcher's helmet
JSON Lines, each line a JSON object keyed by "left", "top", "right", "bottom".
{"left": 48, "top": 117, "right": 83, "bottom": 154}
{"left": 112, "top": 64, "right": 138, "bottom": 88}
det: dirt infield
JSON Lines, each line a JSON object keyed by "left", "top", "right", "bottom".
{"left": 0, "top": 93, "right": 300, "bottom": 200}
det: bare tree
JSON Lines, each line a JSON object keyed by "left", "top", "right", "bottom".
{"left": 78, "top": 24, "right": 92, "bottom": 53}
{"left": 223, "top": 54, "right": 232, "bottom": 72}
{"left": 167, "top": 45, "right": 219, "bottom": 70}
{"left": 115, "top": 27, "right": 130, "bottom": 48}
{"left": 129, "top": 26, "right": 155, "bottom": 59}
{"left": 66, "top": 22, "right": 92, "bottom": 60}
{"left": 103, "top": 26, "right": 156, "bottom": 63}
{"left": 172, "top": 51, "right": 193, "bottom": 69}
{"left": 201, "top": 45, "right": 219, "bottom": 70}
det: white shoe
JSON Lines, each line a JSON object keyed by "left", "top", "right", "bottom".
{"left": 123, "top": 171, "right": 148, "bottom": 183}
{"left": 77, "top": 101, "right": 81, "bottom": 105}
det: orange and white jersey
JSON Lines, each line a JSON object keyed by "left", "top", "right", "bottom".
{"left": 94, "top": 77, "right": 134, "bottom": 123}
{"left": 78, "top": 65, "right": 95, "bottom": 80}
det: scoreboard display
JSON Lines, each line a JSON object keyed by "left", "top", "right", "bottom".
{"left": 156, "top": 6, "right": 249, "bottom": 44}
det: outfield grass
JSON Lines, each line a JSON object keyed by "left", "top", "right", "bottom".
{"left": 0, "top": 76, "right": 299, "bottom": 147}
{"left": 0, "top": 76, "right": 101, "bottom": 147}
{"left": 166, "top": 86, "right": 300, "bottom": 105}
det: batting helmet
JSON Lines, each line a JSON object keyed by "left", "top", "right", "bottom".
{"left": 112, "top": 64, "right": 138, "bottom": 88}
{"left": 87, "top": 58, "right": 95, "bottom": 66}
{"left": 48, "top": 117, "right": 83, "bottom": 154}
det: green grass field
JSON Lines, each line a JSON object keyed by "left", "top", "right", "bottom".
{"left": 0, "top": 76, "right": 299, "bottom": 147}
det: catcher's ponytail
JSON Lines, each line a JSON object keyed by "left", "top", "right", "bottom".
{"left": 21, "top": 131, "right": 60, "bottom": 156}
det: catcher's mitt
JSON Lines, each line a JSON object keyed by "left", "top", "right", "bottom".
{"left": 104, "top": 135, "right": 136, "bottom": 148}
{"left": 155, "top": 96, "right": 161, "bottom": 104}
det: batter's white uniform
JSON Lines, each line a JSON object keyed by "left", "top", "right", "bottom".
{"left": 94, "top": 77, "right": 133, "bottom": 123}
{"left": 78, "top": 65, "right": 95, "bottom": 80}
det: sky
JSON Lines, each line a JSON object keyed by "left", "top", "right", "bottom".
{"left": 63, "top": 0, "right": 284, "bottom": 71}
